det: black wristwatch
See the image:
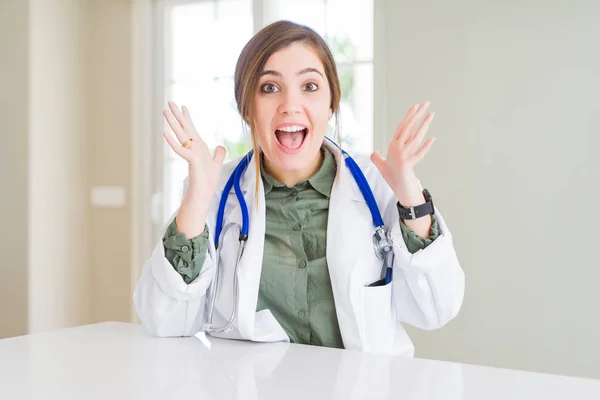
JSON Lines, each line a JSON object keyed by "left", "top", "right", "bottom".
{"left": 397, "top": 189, "right": 435, "bottom": 220}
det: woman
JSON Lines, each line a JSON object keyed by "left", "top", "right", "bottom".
{"left": 134, "top": 20, "right": 464, "bottom": 356}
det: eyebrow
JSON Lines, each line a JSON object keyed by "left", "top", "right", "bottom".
{"left": 260, "top": 68, "right": 324, "bottom": 78}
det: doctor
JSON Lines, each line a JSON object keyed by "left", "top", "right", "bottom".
{"left": 134, "top": 20, "right": 464, "bottom": 355}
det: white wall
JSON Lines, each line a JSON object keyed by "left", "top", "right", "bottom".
{"left": 28, "top": 0, "right": 90, "bottom": 333}
{"left": 0, "top": 0, "right": 136, "bottom": 339}
{"left": 380, "top": 0, "right": 600, "bottom": 379}
{"left": 87, "top": 0, "right": 134, "bottom": 324}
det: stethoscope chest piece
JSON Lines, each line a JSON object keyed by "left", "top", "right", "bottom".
{"left": 372, "top": 226, "right": 392, "bottom": 260}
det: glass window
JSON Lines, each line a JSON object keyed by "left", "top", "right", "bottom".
{"left": 162, "top": 0, "right": 253, "bottom": 222}
{"left": 264, "top": 0, "right": 374, "bottom": 154}
{"left": 159, "top": 0, "right": 374, "bottom": 224}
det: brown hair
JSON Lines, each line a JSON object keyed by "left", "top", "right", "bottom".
{"left": 234, "top": 20, "right": 342, "bottom": 200}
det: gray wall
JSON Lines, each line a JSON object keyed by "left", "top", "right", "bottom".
{"left": 379, "top": 0, "right": 600, "bottom": 379}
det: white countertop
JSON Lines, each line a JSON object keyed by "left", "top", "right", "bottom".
{"left": 1, "top": 322, "right": 599, "bottom": 399}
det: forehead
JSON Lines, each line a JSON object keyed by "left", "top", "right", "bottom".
{"left": 263, "top": 42, "right": 325, "bottom": 74}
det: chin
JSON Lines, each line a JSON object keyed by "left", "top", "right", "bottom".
{"left": 272, "top": 155, "right": 315, "bottom": 172}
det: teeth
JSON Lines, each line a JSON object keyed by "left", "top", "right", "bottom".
{"left": 277, "top": 125, "right": 306, "bottom": 133}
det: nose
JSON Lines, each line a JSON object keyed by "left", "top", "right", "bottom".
{"left": 278, "top": 88, "right": 301, "bottom": 115}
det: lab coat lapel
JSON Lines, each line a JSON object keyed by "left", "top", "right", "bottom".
{"left": 235, "top": 154, "right": 266, "bottom": 339}
{"left": 324, "top": 140, "right": 364, "bottom": 350}
{"left": 221, "top": 144, "right": 366, "bottom": 345}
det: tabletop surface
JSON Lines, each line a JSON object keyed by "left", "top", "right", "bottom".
{"left": 1, "top": 322, "right": 599, "bottom": 399}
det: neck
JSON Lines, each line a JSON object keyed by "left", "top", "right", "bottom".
{"left": 264, "top": 150, "right": 324, "bottom": 187}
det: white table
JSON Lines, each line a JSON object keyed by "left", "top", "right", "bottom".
{"left": 1, "top": 322, "right": 599, "bottom": 399}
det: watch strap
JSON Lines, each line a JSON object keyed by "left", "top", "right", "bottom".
{"left": 397, "top": 189, "right": 434, "bottom": 220}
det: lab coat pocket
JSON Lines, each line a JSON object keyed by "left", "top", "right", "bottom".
{"left": 358, "top": 283, "right": 396, "bottom": 354}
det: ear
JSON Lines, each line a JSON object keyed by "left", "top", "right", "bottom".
{"left": 328, "top": 108, "right": 333, "bottom": 120}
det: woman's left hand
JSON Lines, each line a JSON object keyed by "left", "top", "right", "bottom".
{"left": 371, "top": 101, "right": 435, "bottom": 199}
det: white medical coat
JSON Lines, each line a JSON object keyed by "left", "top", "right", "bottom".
{"left": 134, "top": 140, "right": 465, "bottom": 355}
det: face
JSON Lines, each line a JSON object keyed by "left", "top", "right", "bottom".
{"left": 253, "top": 42, "right": 332, "bottom": 177}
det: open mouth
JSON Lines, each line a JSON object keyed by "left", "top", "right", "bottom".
{"left": 274, "top": 127, "right": 308, "bottom": 154}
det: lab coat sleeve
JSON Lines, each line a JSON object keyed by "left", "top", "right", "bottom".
{"left": 133, "top": 176, "right": 219, "bottom": 337}
{"left": 133, "top": 235, "right": 217, "bottom": 337}
{"left": 400, "top": 215, "right": 440, "bottom": 253}
{"left": 386, "top": 201, "right": 465, "bottom": 330}
{"left": 356, "top": 155, "right": 464, "bottom": 330}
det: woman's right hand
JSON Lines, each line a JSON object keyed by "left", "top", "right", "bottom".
{"left": 162, "top": 101, "right": 227, "bottom": 200}
{"left": 162, "top": 101, "right": 226, "bottom": 238}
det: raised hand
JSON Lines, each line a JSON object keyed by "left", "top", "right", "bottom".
{"left": 162, "top": 101, "right": 227, "bottom": 238}
{"left": 162, "top": 101, "right": 227, "bottom": 201}
{"left": 370, "top": 101, "right": 435, "bottom": 197}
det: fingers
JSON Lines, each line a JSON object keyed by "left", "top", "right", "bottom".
{"left": 370, "top": 151, "right": 385, "bottom": 166}
{"left": 413, "top": 137, "right": 436, "bottom": 161}
{"left": 168, "top": 101, "right": 187, "bottom": 130}
{"left": 396, "top": 102, "right": 431, "bottom": 144}
{"left": 213, "top": 145, "right": 227, "bottom": 165}
{"left": 370, "top": 151, "right": 389, "bottom": 180}
{"left": 182, "top": 105, "right": 197, "bottom": 132}
{"left": 163, "top": 131, "right": 189, "bottom": 159}
{"left": 163, "top": 102, "right": 202, "bottom": 147}
{"left": 393, "top": 104, "right": 420, "bottom": 140}
{"left": 401, "top": 101, "right": 431, "bottom": 143}
{"left": 405, "top": 112, "right": 435, "bottom": 155}
{"left": 163, "top": 107, "right": 189, "bottom": 144}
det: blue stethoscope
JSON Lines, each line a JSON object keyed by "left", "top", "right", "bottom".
{"left": 203, "top": 138, "right": 393, "bottom": 334}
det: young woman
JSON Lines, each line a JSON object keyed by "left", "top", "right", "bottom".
{"left": 134, "top": 20, "right": 464, "bottom": 356}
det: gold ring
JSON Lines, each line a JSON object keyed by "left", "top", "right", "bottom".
{"left": 181, "top": 138, "right": 193, "bottom": 148}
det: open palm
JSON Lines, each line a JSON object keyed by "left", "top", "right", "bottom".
{"left": 162, "top": 101, "right": 227, "bottom": 200}
{"left": 371, "top": 102, "right": 436, "bottom": 192}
